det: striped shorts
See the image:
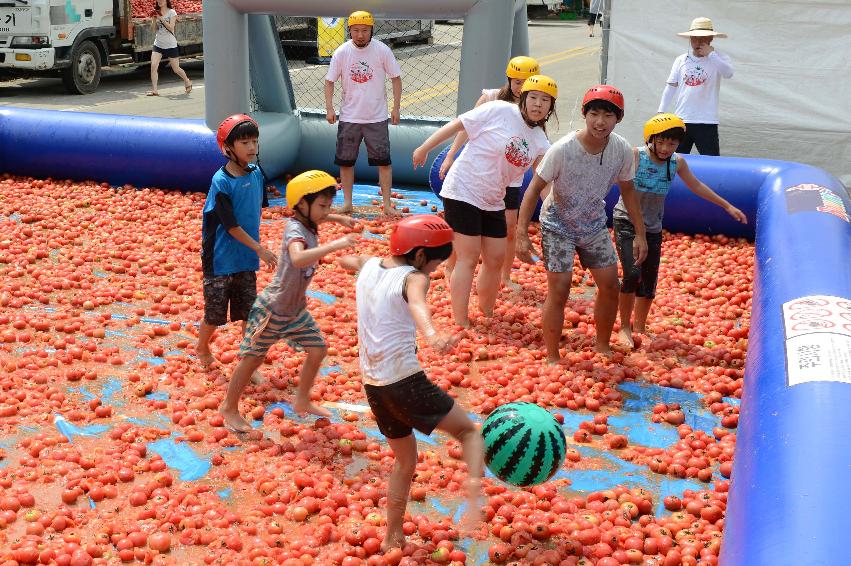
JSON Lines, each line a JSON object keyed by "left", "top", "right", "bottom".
{"left": 239, "top": 297, "right": 326, "bottom": 358}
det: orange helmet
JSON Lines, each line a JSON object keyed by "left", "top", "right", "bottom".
{"left": 582, "top": 84, "right": 625, "bottom": 113}
{"left": 216, "top": 114, "right": 258, "bottom": 150}
{"left": 389, "top": 215, "right": 453, "bottom": 255}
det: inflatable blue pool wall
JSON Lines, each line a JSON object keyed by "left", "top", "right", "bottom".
{"left": 2, "top": 106, "right": 851, "bottom": 564}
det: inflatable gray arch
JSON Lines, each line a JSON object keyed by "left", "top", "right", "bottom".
{"left": 202, "top": 0, "right": 531, "bottom": 184}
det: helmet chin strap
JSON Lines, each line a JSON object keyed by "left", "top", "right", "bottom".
{"left": 648, "top": 140, "right": 672, "bottom": 181}
{"left": 224, "top": 148, "right": 254, "bottom": 174}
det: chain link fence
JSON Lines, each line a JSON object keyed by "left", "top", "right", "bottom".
{"left": 269, "top": 17, "right": 463, "bottom": 121}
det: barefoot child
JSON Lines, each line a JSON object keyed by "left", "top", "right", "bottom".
{"left": 219, "top": 171, "right": 359, "bottom": 432}
{"left": 439, "top": 55, "right": 541, "bottom": 292}
{"left": 516, "top": 85, "right": 648, "bottom": 360}
{"left": 615, "top": 114, "right": 747, "bottom": 347}
{"left": 196, "top": 114, "right": 278, "bottom": 369}
{"left": 339, "top": 215, "right": 483, "bottom": 548}
{"left": 413, "top": 75, "right": 556, "bottom": 327}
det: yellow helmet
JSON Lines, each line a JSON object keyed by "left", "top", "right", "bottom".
{"left": 644, "top": 113, "right": 686, "bottom": 144}
{"left": 521, "top": 75, "right": 558, "bottom": 99}
{"left": 286, "top": 170, "right": 337, "bottom": 209}
{"left": 506, "top": 56, "right": 540, "bottom": 80}
{"left": 348, "top": 10, "right": 374, "bottom": 27}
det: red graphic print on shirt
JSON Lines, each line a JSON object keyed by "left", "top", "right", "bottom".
{"left": 683, "top": 64, "right": 708, "bottom": 87}
{"left": 504, "top": 136, "right": 532, "bottom": 168}
{"left": 349, "top": 61, "right": 374, "bottom": 84}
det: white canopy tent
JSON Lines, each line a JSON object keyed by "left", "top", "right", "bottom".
{"left": 604, "top": 0, "right": 851, "bottom": 186}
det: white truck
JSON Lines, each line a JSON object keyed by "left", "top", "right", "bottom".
{"left": 0, "top": 0, "right": 202, "bottom": 94}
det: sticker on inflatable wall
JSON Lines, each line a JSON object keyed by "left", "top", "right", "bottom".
{"left": 785, "top": 183, "right": 850, "bottom": 223}
{"left": 783, "top": 295, "right": 851, "bottom": 386}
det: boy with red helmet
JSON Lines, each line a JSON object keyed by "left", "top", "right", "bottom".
{"left": 195, "top": 114, "right": 279, "bottom": 369}
{"left": 516, "top": 85, "right": 648, "bottom": 360}
{"left": 339, "top": 215, "right": 483, "bottom": 549}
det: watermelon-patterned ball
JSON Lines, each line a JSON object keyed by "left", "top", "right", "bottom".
{"left": 482, "top": 402, "right": 566, "bottom": 486}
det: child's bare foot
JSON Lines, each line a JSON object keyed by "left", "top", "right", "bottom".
{"left": 219, "top": 408, "right": 253, "bottom": 433}
{"left": 195, "top": 347, "right": 216, "bottom": 368}
{"left": 502, "top": 278, "right": 522, "bottom": 292}
{"left": 250, "top": 370, "right": 264, "bottom": 385}
{"left": 594, "top": 342, "right": 613, "bottom": 356}
{"left": 381, "top": 537, "right": 405, "bottom": 553}
{"left": 293, "top": 399, "right": 332, "bottom": 418}
{"left": 382, "top": 205, "right": 402, "bottom": 218}
{"left": 618, "top": 327, "right": 634, "bottom": 349}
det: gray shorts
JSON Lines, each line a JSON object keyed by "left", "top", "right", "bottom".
{"left": 541, "top": 227, "right": 617, "bottom": 273}
{"left": 334, "top": 119, "right": 391, "bottom": 167}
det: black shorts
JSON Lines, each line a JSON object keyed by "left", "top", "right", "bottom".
{"left": 677, "top": 123, "right": 720, "bottom": 156}
{"left": 503, "top": 186, "right": 521, "bottom": 211}
{"left": 334, "top": 120, "right": 391, "bottom": 167}
{"left": 613, "top": 218, "right": 664, "bottom": 298}
{"left": 152, "top": 45, "right": 180, "bottom": 60}
{"left": 588, "top": 12, "right": 601, "bottom": 26}
{"left": 202, "top": 271, "right": 257, "bottom": 326}
{"left": 364, "top": 372, "right": 455, "bottom": 439}
{"left": 443, "top": 197, "right": 507, "bottom": 238}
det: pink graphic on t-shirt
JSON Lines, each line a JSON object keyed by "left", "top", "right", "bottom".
{"left": 504, "top": 137, "right": 532, "bottom": 168}
{"left": 683, "top": 64, "right": 708, "bottom": 87}
{"left": 349, "top": 61, "right": 374, "bottom": 84}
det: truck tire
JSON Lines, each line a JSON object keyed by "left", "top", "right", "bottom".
{"left": 61, "top": 40, "right": 101, "bottom": 94}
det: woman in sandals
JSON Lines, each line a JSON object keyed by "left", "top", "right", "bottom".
{"left": 148, "top": 0, "right": 192, "bottom": 96}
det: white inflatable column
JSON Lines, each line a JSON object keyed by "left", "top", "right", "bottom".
{"left": 457, "top": 0, "right": 515, "bottom": 114}
{"left": 203, "top": 0, "right": 250, "bottom": 130}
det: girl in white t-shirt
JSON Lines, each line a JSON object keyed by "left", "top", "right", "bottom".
{"left": 439, "top": 56, "right": 540, "bottom": 292}
{"left": 148, "top": 0, "right": 192, "bottom": 97}
{"left": 413, "top": 75, "right": 558, "bottom": 328}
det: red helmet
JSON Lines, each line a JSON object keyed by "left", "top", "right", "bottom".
{"left": 389, "top": 215, "right": 454, "bottom": 255}
{"left": 216, "top": 114, "right": 258, "bottom": 150}
{"left": 582, "top": 84, "right": 625, "bottom": 113}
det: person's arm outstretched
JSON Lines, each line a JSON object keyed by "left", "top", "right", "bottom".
{"left": 405, "top": 271, "right": 465, "bottom": 352}
{"left": 289, "top": 233, "right": 360, "bottom": 269}
{"left": 678, "top": 156, "right": 747, "bottom": 223}
{"left": 412, "top": 119, "right": 466, "bottom": 169}
{"left": 439, "top": 92, "right": 491, "bottom": 179}
{"left": 515, "top": 173, "right": 548, "bottom": 264}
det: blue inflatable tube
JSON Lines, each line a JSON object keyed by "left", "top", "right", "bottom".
{"left": 719, "top": 163, "right": 851, "bottom": 565}
{"left": 0, "top": 107, "right": 223, "bottom": 192}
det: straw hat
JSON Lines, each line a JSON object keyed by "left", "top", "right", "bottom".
{"left": 677, "top": 17, "right": 728, "bottom": 38}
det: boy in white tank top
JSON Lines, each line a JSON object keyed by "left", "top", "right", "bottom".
{"left": 340, "top": 215, "right": 483, "bottom": 550}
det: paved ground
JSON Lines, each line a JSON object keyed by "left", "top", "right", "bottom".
{"left": 0, "top": 18, "right": 601, "bottom": 142}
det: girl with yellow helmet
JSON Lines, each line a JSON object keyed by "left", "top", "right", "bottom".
{"left": 412, "top": 75, "right": 557, "bottom": 328}
{"left": 612, "top": 114, "right": 747, "bottom": 349}
{"left": 439, "top": 56, "right": 543, "bottom": 292}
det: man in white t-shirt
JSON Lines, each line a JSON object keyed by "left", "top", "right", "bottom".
{"left": 325, "top": 10, "right": 403, "bottom": 216}
{"left": 658, "top": 17, "right": 733, "bottom": 156}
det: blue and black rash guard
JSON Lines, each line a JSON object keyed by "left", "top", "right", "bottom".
{"left": 201, "top": 165, "right": 268, "bottom": 277}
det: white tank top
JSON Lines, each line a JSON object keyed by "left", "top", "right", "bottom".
{"left": 356, "top": 258, "right": 422, "bottom": 386}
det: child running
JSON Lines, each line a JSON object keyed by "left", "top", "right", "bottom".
{"left": 196, "top": 114, "right": 278, "bottom": 370}
{"left": 614, "top": 113, "right": 747, "bottom": 347}
{"left": 439, "top": 55, "right": 541, "bottom": 292}
{"left": 413, "top": 75, "right": 556, "bottom": 327}
{"left": 219, "top": 170, "right": 359, "bottom": 432}
{"left": 516, "top": 85, "right": 647, "bottom": 360}
{"left": 339, "top": 215, "right": 483, "bottom": 548}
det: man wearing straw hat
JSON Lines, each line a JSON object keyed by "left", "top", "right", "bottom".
{"left": 658, "top": 17, "right": 733, "bottom": 156}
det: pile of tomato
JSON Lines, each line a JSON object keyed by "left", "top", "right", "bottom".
{"left": 130, "top": 1, "right": 202, "bottom": 19}
{"left": 0, "top": 173, "right": 753, "bottom": 565}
